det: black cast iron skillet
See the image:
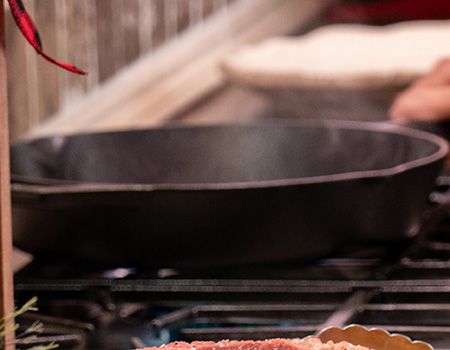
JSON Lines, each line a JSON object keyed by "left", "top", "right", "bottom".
{"left": 10, "top": 119, "right": 449, "bottom": 267}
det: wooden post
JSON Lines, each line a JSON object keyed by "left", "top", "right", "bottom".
{"left": 0, "top": 1, "right": 15, "bottom": 349}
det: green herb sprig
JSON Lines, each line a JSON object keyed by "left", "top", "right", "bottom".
{"left": 0, "top": 297, "right": 58, "bottom": 350}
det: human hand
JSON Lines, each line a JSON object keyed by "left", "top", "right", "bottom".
{"left": 389, "top": 58, "right": 450, "bottom": 122}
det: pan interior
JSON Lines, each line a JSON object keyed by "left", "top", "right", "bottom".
{"left": 10, "top": 124, "right": 443, "bottom": 185}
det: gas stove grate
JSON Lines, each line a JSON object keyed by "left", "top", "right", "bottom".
{"left": 13, "top": 201, "right": 450, "bottom": 349}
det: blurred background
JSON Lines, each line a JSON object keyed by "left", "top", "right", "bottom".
{"left": 5, "top": 0, "right": 235, "bottom": 138}
{"left": 6, "top": 0, "right": 450, "bottom": 139}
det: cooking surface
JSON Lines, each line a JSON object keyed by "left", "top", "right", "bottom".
{"left": 13, "top": 181, "right": 450, "bottom": 349}
{"left": 12, "top": 122, "right": 443, "bottom": 185}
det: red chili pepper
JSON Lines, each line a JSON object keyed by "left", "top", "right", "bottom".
{"left": 7, "top": 0, "right": 86, "bottom": 75}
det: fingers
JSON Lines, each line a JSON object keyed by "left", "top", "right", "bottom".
{"left": 389, "top": 57, "right": 450, "bottom": 122}
{"left": 390, "top": 85, "right": 450, "bottom": 122}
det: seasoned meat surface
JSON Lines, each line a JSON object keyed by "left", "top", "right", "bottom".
{"left": 140, "top": 338, "right": 373, "bottom": 350}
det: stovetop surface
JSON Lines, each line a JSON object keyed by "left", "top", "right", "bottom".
{"left": 13, "top": 195, "right": 450, "bottom": 350}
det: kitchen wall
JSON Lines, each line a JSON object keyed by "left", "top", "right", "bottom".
{"left": 5, "top": 0, "right": 235, "bottom": 139}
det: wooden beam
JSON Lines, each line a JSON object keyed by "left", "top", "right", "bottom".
{"left": 0, "top": 1, "right": 15, "bottom": 349}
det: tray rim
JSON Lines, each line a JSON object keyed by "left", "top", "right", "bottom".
{"left": 317, "top": 324, "right": 434, "bottom": 350}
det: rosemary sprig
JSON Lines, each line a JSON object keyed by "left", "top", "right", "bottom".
{"left": 0, "top": 297, "right": 59, "bottom": 350}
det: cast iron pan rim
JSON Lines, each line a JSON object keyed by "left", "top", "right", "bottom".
{"left": 11, "top": 119, "right": 449, "bottom": 194}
